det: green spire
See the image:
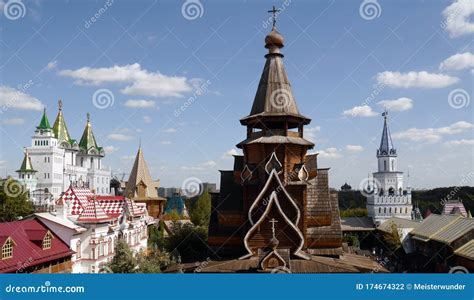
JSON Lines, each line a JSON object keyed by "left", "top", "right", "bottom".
{"left": 52, "top": 99, "right": 73, "bottom": 146}
{"left": 16, "top": 149, "right": 36, "bottom": 173}
{"left": 37, "top": 107, "right": 51, "bottom": 130}
{"left": 79, "top": 113, "right": 101, "bottom": 152}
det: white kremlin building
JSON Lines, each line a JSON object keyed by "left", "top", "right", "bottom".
{"left": 17, "top": 100, "right": 111, "bottom": 205}
{"left": 366, "top": 112, "right": 413, "bottom": 225}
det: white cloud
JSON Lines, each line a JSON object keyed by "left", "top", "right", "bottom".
{"left": 439, "top": 52, "right": 474, "bottom": 71}
{"left": 222, "top": 148, "right": 240, "bottom": 159}
{"left": 392, "top": 121, "right": 474, "bottom": 143}
{"left": 163, "top": 128, "right": 177, "bottom": 133}
{"left": 345, "top": 145, "right": 364, "bottom": 153}
{"left": 377, "top": 97, "right": 413, "bottom": 112}
{"left": 143, "top": 116, "right": 152, "bottom": 123}
{"left": 124, "top": 99, "right": 156, "bottom": 108}
{"left": 0, "top": 86, "right": 43, "bottom": 111}
{"left": 376, "top": 71, "right": 459, "bottom": 88}
{"left": 442, "top": 0, "right": 474, "bottom": 38}
{"left": 58, "top": 63, "right": 192, "bottom": 98}
{"left": 2, "top": 118, "right": 25, "bottom": 125}
{"left": 181, "top": 160, "right": 217, "bottom": 171}
{"left": 342, "top": 105, "right": 377, "bottom": 117}
{"left": 46, "top": 60, "right": 58, "bottom": 70}
{"left": 107, "top": 133, "right": 134, "bottom": 141}
{"left": 318, "top": 147, "right": 342, "bottom": 159}
{"left": 103, "top": 145, "right": 119, "bottom": 154}
{"left": 305, "top": 126, "right": 321, "bottom": 142}
{"left": 444, "top": 139, "right": 474, "bottom": 146}
{"left": 160, "top": 141, "right": 172, "bottom": 145}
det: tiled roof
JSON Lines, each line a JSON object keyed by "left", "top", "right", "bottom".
{"left": 96, "top": 195, "right": 126, "bottom": 217}
{"left": 454, "top": 240, "right": 474, "bottom": 260}
{"left": 410, "top": 214, "right": 461, "bottom": 241}
{"left": 56, "top": 186, "right": 94, "bottom": 215}
{"left": 77, "top": 199, "right": 114, "bottom": 223}
{"left": 0, "top": 219, "right": 73, "bottom": 273}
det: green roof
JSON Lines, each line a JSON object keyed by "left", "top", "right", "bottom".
{"left": 36, "top": 108, "right": 51, "bottom": 130}
{"left": 16, "top": 150, "right": 36, "bottom": 173}
{"left": 79, "top": 113, "right": 101, "bottom": 151}
{"left": 52, "top": 100, "right": 74, "bottom": 146}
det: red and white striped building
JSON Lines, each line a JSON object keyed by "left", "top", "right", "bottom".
{"left": 35, "top": 184, "right": 151, "bottom": 273}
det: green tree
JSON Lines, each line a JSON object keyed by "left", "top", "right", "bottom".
{"left": 190, "top": 189, "right": 211, "bottom": 227}
{"left": 0, "top": 177, "right": 34, "bottom": 222}
{"left": 340, "top": 208, "right": 368, "bottom": 217}
{"left": 166, "top": 222, "right": 208, "bottom": 262}
{"left": 137, "top": 249, "right": 171, "bottom": 273}
{"left": 384, "top": 222, "right": 402, "bottom": 252}
{"left": 108, "top": 240, "right": 137, "bottom": 273}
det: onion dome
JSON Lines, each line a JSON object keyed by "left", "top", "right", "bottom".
{"left": 265, "top": 27, "right": 284, "bottom": 49}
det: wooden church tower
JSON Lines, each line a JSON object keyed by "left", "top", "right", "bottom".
{"left": 208, "top": 8, "right": 343, "bottom": 265}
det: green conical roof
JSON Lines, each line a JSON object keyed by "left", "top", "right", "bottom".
{"left": 16, "top": 150, "right": 36, "bottom": 173}
{"left": 79, "top": 113, "right": 101, "bottom": 151}
{"left": 52, "top": 99, "right": 73, "bottom": 145}
{"left": 37, "top": 108, "right": 51, "bottom": 130}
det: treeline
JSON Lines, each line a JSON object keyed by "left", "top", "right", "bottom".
{"left": 338, "top": 186, "right": 474, "bottom": 216}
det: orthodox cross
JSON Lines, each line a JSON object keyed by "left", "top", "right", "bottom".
{"left": 382, "top": 110, "right": 388, "bottom": 119}
{"left": 267, "top": 5, "right": 280, "bottom": 28}
{"left": 86, "top": 112, "right": 90, "bottom": 123}
{"left": 58, "top": 99, "right": 63, "bottom": 111}
{"left": 269, "top": 218, "right": 278, "bottom": 239}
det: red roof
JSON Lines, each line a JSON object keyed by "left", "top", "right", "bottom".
{"left": 77, "top": 199, "right": 115, "bottom": 223}
{"left": 0, "top": 219, "right": 74, "bottom": 273}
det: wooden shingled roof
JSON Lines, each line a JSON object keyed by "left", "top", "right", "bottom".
{"left": 240, "top": 27, "right": 310, "bottom": 127}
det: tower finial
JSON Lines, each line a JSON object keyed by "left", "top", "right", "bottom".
{"left": 267, "top": 5, "right": 280, "bottom": 28}
{"left": 86, "top": 112, "right": 90, "bottom": 123}
{"left": 58, "top": 99, "right": 63, "bottom": 111}
{"left": 382, "top": 110, "right": 388, "bottom": 120}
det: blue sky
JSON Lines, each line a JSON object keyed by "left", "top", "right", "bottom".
{"left": 0, "top": 0, "right": 472, "bottom": 189}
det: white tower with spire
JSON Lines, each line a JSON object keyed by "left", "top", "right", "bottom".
{"left": 367, "top": 112, "right": 412, "bottom": 225}
{"left": 24, "top": 101, "right": 111, "bottom": 201}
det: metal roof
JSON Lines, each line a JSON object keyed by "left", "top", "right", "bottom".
{"left": 341, "top": 217, "right": 375, "bottom": 232}
{"left": 431, "top": 217, "right": 474, "bottom": 244}
{"left": 377, "top": 217, "right": 421, "bottom": 234}
{"left": 454, "top": 240, "right": 474, "bottom": 260}
{"left": 410, "top": 214, "right": 461, "bottom": 240}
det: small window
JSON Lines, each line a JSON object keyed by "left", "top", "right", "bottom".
{"left": 2, "top": 238, "right": 14, "bottom": 260}
{"left": 43, "top": 233, "right": 52, "bottom": 249}
{"left": 384, "top": 160, "right": 387, "bottom": 171}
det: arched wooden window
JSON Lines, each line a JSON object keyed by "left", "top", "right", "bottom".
{"left": 2, "top": 238, "right": 14, "bottom": 259}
